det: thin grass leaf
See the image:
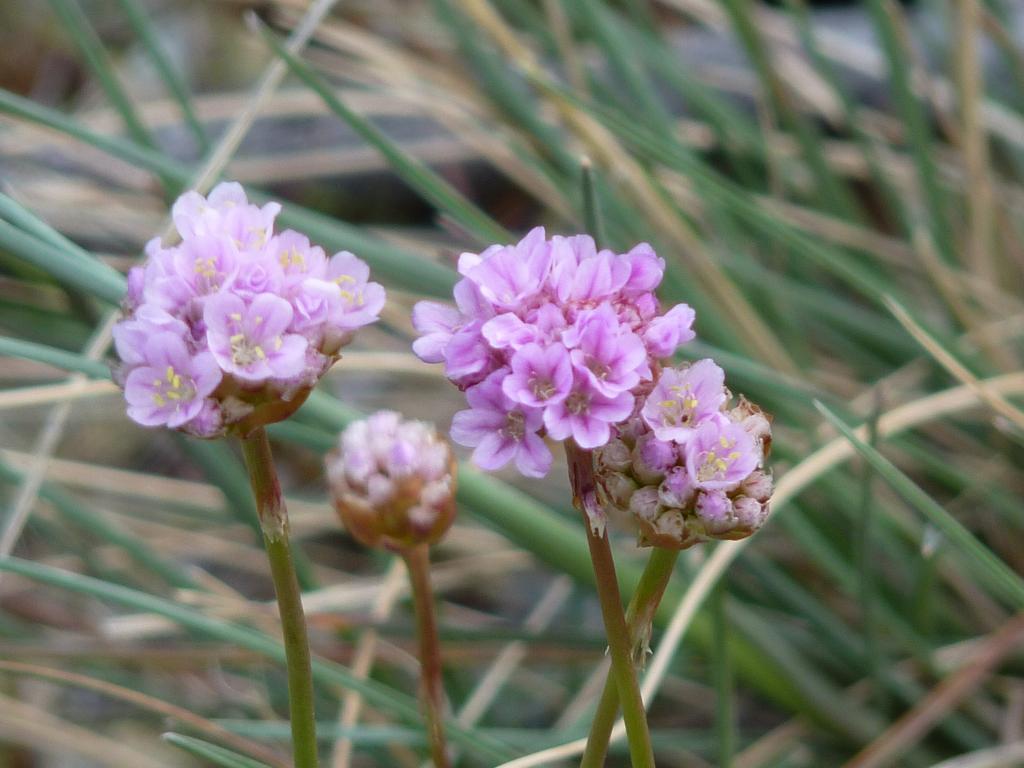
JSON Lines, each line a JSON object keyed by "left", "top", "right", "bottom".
{"left": 0, "top": 338, "right": 312, "bottom": 591}
{"left": 712, "top": 582, "right": 735, "bottom": 768}
{"left": 256, "top": 20, "right": 511, "bottom": 245}
{"left": 857, "top": 395, "right": 888, "bottom": 714}
{"left": 0, "top": 458, "right": 197, "bottom": 590}
{"left": 113, "top": 0, "right": 210, "bottom": 153}
{"left": 0, "top": 557, "right": 519, "bottom": 762}
{"left": 47, "top": 0, "right": 176, "bottom": 195}
{"left": 0, "top": 89, "right": 456, "bottom": 297}
{"left": 0, "top": 194, "right": 93, "bottom": 257}
{"left": 864, "top": 0, "right": 957, "bottom": 266}
{"left": 580, "top": 157, "right": 606, "bottom": 247}
{"left": 783, "top": 0, "right": 911, "bottom": 236}
{"left": 719, "top": 0, "right": 862, "bottom": 221}
{"left": 570, "top": 0, "right": 674, "bottom": 133}
{"left": 0, "top": 220, "right": 125, "bottom": 305}
{"left": 815, "top": 401, "right": 1024, "bottom": 609}
{"left": 162, "top": 733, "right": 274, "bottom": 768}
{"left": 48, "top": 0, "right": 156, "bottom": 150}
{"left": 0, "top": 336, "right": 111, "bottom": 379}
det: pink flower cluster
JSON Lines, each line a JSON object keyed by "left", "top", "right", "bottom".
{"left": 113, "top": 182, "right": 384, "bottom": 437}
{"left": 594, "top": 359, "right": 772, "bottom": 548}
{"left": 412, "top": 228, "right": 695, "bottom": 477}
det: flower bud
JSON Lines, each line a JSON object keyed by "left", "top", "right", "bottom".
{"left": 729, "top": 396, "right": 772, "bottom": 455}
{"left": 732, "top": 496, "right": 769, "bottom": 531}
{"left": 596, "top": 470, "right": 638, "bottom": 510}
{"left": 596, "top": 438, "right": 632, "bottom": 473}
{"left": 658, "top": 467, "right": 694, "bottom": 508}
{"left": 739, "top": 470, "right": 773, "bottom": 503}
{"left": 628, "top": 486, "right": 662, "bottom": 522}
{"left": 327, "top": 411, "right": 456, "bottom": 551}
{"left": 632, "top": 433, "right": 675, "bottom": 484}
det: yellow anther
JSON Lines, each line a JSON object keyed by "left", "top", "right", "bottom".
{"left": 280, "top": 248, "right": 305, "bottom": 270}
{"left": 684, "top": 396, "right": 699, "bottom": 409}
{"left": 274, "top": 337, "right": 283, "bottom": 350}
{"left": 230, "top": 333, "right": 245, "bottom": 343}
{"left": 719, "top": 436, "right": 731, "bottom": 448}
{"left": 339, "top": 289, "right": 354, "bottom": 302}
{"left": 334, "top": 274, "right": 356, "bottom": 285}
{"left": 166, "top": 391, "right": 181, "bottom": 401}
{"left": 152, "top": 393, "right": 166, "bottom": 406}
{"left": 166, "top": 366, "right": 176, "bottom": 382}
{"left": 255, "top": 346, "right": 266, "bottom": 360}
{"left": 660, "top": 399, "right": 677, "bottom": 408}
{"left": 230, "top": 313, "right": 242, "bottom": 322}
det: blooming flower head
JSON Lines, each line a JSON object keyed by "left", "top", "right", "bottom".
{"left": 113, "top": 182, "right": 384, "bottom": 437}
{"left": 326, "top": 411, "right": 457, "bottom": 551}
{"left": 412, "top": 228, "right": 696, "bottom": 477}
{"left": 593, "top": 362, "right": 772, "bottom": 549}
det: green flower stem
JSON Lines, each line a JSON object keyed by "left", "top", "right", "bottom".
{"left": 240, "top": 427, "right": 319, "bottom": 768}
{"left": 402, "top": 544, "right": 451, "bottom": 768}
{"left": 580, "top": 547, "right": 679, "bottom": 768}
{"left": 565, "top": 442, "right": 656, "bottom": 768}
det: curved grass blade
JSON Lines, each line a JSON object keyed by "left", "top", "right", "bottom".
{"left": 815, "top": 401, "right": 1024, "bottom": 609}
{"left": 113, "top": 0, "right": 210, "bottom": 153}
{"left": 255, "top": 19, "right": 511, "bottom": 246}
{"left": 163, "top": 733, "right": 274, "bottom": 768}
{"left": 0, "top": 557, "right": 518, "bottom": 762}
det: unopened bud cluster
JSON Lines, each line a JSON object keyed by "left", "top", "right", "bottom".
{"left": 326, "top": 411, "right": 457, "bottom": 551}
{"left": 594, "top": 359, "right": 772, "bottom": 549}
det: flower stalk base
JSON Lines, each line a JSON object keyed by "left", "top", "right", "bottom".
{"left": 402, "top": 544, "right": 451, "bottom": 768}
{"left": 580, "top": 547, "right": 679, "bottom": 767}
{"left": 567, "top": 442, "right": 656, "bottom": 768}
{"left": 241, "top": 427, "right": 319, "bottom": 768}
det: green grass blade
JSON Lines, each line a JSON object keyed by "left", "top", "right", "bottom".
{"left": 815, "top": 401, "right": 1024, "bottom": 609}
{"left": 0, "top": 458, "right": 197, "bottom": 591}
{"left": 719, "top": 0, "right": 862, "bottom": 221}
{"left": 256, "top": 21, "right": 511, "bottom": 245}
{"left": 48, "top": 0, "right": 156, "bottom": 150}
{"left": 0, "top": 219, "right": 126, "bottom": 305}
{"left": 0, "top": 557, "right": 518, "bottom": 762}
{"left": 0, "top": 88, "right": 456, "bottom": 297}
{"left": 0, "top": 336, "right": 111, "bottom": 378}
{"left": 864, "top": 0, "right": 956, "bottom": 265}
{"left": 162, "top": 733, "right": 273, "bottom": 768}
{"left": 113, "top": 0, "right": 210, "bottom": 153}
